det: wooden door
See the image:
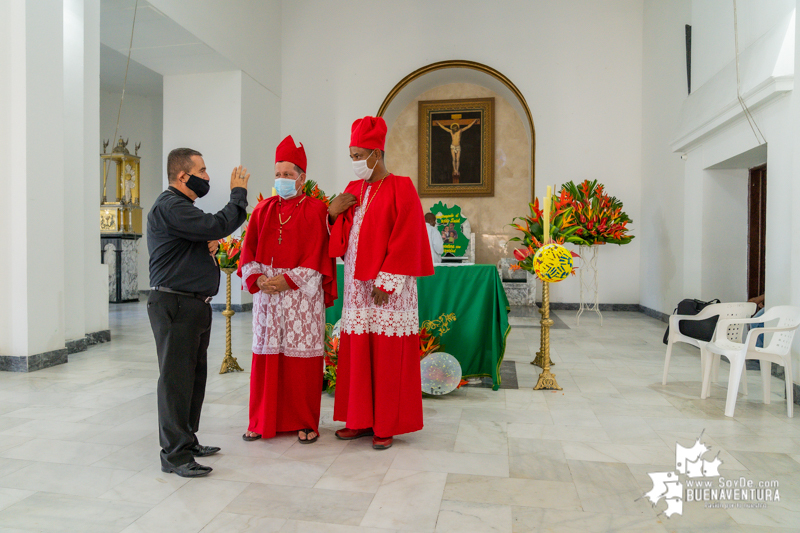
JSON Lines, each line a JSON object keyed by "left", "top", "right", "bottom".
{"left": 747, "top": 165, "right": 767, "bottom": 300}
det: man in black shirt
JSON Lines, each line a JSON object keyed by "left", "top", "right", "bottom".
{"left": 147, "top": 147, "right": 249, "bottom": 477}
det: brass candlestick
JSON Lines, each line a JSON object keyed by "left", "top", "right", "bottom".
{"left": 533, "top": 280, "right": 561, "bottom": 390}
{"left": 531, "top": 288, "right": 553, "bottom": 368}
{"left": 531, "top": 311, "right": 554, "bottom": 368}
{"left": 219, "top": 267, "right": 244, "bottom": 374}
{"left": 532, "top": 349, "right": 545, "bottom": 368}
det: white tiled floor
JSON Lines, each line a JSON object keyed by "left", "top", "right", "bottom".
{"left": 1, "top": 302, "right": 799, "bottom": 532}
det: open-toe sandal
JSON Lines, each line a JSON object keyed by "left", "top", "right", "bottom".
{"left": 242, "top": 432, "right": 262, "bottom": 442}
{"left": 298, "top": 429, "right": 319, "bottom": 444}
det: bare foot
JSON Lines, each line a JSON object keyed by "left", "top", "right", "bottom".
{"left": 298, "top": 430, "right": 318, "bottom": 441}
{"left": 245, "top": 431, "right": 259, "bottom": 438}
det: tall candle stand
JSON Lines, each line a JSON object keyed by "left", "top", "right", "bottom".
{"left": 533, "top": 280, "right": 561, "bottom": 390}
{"left": 531, "top": 312, "right": 554, "bottom": 369}
{"left": 219, "top": 267, "right": 244, "bottom": 374}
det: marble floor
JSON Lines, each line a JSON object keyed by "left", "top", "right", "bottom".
{"left": 0, "top": 303, "right": 799, "bottom": 532}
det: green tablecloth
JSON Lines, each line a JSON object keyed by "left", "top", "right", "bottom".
{"left": 325, "top": 264, "right": 511, "bottom": 390}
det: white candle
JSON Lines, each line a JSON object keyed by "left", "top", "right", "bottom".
{"left": 543, "top": 185, "right": 551, "bottom": 244}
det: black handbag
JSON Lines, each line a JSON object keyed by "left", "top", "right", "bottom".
{"left": 662, "top": 298, "right": 721, "bottom": 344}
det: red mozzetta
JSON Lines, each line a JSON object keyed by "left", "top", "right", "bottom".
{"left": 239, "top": 194, "right": 337, "bottom": 307}
{"left": 330, "top": 174, "right": 434, "bottom": 281}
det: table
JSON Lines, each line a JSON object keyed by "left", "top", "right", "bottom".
{"left": 325, "top": 264, "right": 511, "bottom": 390}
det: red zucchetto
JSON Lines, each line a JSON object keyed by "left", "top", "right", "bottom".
{"left": 275, "top": 135, "right": 307, "bottom": 173}
{"left": 349, "top": 116, "right": 387, "bottom": 151}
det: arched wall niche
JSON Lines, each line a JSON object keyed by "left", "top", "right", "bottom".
{"left": 377, "top": 60, "right": 535, "bottom": 265}
{"left": 378, "top": 60, "right": 535, "bottom": 201}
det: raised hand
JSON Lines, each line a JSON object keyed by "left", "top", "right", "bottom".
{"left": 230, "top": 165, "right": 250, "bottom": 190}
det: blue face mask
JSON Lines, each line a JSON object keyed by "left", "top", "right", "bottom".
{"left": 275, "top": 177, "right": 298, "bottom": 199}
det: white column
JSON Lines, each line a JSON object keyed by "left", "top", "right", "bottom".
{"left": 0, "top": 0, "right": 67, "bottom": 370}
{"left": 64, "top": 0, "right": 86, "bottom": 343}
{"left": 162, "top": 70, "right": 279, "bottom": 309}
{"left": 82, "top": 0, "right": 109, "bottom": 338}
{"left": 682, "top": 152, "right": 703, "bottom": 298}
{"left": 788, "top": 0, "right": 800, "bottom": 382}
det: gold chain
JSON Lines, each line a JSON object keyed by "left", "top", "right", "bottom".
{"left": 359, "top": 175, "right": 387, "bottom": 218}
{"left": 277, "top": 195, "right": 306, "bottom": 244}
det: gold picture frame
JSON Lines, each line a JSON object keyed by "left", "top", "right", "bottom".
{"left": 418, "top": 97, "right": 494, "bottom": 197}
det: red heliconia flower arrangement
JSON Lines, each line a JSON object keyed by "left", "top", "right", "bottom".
{"left": 508, "top": 190, "right": 580, "bottom": 272}
{"left": 562, "top": 179, "right": 634, "bottom": 246}
{"left": 508, "top": 179, "right": 633, "bottom": 272}
{"left": 302, "top": 179, "right": 335, "bottom": 206}
{"left": 323, "top": 325, "right": 339, "bottom": 394}
{"left": 216, "top": 235, "right": 243, "bottom": 269}
{"left": 419, "top": 325, "right": 441, "bottom": 360}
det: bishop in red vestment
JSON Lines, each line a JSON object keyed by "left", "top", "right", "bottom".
{"left": 328, "top": 116, "right": 434, "bottom": 450}
{"left": 239, "top": 136, "right": 336, "bottom": 444}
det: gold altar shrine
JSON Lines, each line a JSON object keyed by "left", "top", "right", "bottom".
{"left": 100, "top": 138, "right": 142, "bottom": 235}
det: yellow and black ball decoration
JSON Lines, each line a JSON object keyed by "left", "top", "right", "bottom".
{"left": 533, "top": 244, "right": 573, "bottom": 282}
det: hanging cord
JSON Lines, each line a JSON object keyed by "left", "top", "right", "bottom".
{"left": 103, "top": 0, "right": 139, "bottom": 202}
{"left": 733, "top": 0, "right": 767, "bottom": 145}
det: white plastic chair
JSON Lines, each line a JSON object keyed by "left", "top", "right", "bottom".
{"left": 700, "top": 305, "right": 800, "bottom": 418}
{"left": 662, "top": 302, "right": 756, "bottom": 387}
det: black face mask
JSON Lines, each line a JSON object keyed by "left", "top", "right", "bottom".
{"left": 186, "top": 174, "right": 210, "bottom": 198}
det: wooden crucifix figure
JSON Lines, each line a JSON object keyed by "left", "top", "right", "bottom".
{"left": 433, "top": 117, "right": 480, "bottom": 182}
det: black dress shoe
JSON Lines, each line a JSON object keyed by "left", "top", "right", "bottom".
{"left": 161, "top": 461, "right": 212, "bottom": 478}
{"left": 189, "top": 444, "right": 221, "bottom": 457}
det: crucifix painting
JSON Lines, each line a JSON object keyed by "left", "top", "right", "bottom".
{"left": 434, "top": 117, "right": 479, "bottom": 181}
{"left": 418, "top": 97, "right": 494, "bottom": 197}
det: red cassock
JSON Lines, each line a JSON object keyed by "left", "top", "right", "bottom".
{"left": 330, "top": 174, "right": 434, "bottom": 438}
{"left": 238, "top": 194, "right": 336, "bottom": 438}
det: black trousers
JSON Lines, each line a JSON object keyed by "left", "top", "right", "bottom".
{"left": 147, "top": 291, "right": 212, "bottom": 468}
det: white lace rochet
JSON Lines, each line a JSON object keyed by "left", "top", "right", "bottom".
{"left": 340, "top": 184, "right": 418, "bottom": 337}
{"left": 241, "top": 261, "right": 325, "bottom": 357}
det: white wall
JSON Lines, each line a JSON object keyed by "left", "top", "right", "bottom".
{"left": 148, "top": 0, "right": 281, "bottom": 96}
{"left": 640, "top": 0, "right": 798, "bottom": 314}
{"left": 643, "top": 0, "right": 800, "bottom": 380}
{"left": 691, "top": 0, "right": 795, "bottom": 89}
{"left": 700, "top": 169, "right": 748, "bottom": 303}
{"left": 792, "top": 1, "right": 800, "bottom": 322}
{"left": 281, "top": 0, "right": 645, "bottom": 304}
{"left": 241, "top": 72, "right": 281, "bottom": 200}
{"left": 100, "top": 89, "right": 163, "bottom": 290}
{"left": 640, "top": 0, "right": 691, "bottom": 316}
{"left": 163, "top": 70, "right": 278, "bottom": 307}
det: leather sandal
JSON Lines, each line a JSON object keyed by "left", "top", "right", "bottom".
{"left": 242, "top": 432, "right": 262, "bottom": 441}
{"left": 298, "top": 429, "right": 319, "bottom": 444}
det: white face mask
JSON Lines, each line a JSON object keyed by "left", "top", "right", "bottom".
{"left": 352, "top": 150, "right": 377, "bottom": 180}
{"left": 275, "top": 178, "right": 297, "bottom": 199}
